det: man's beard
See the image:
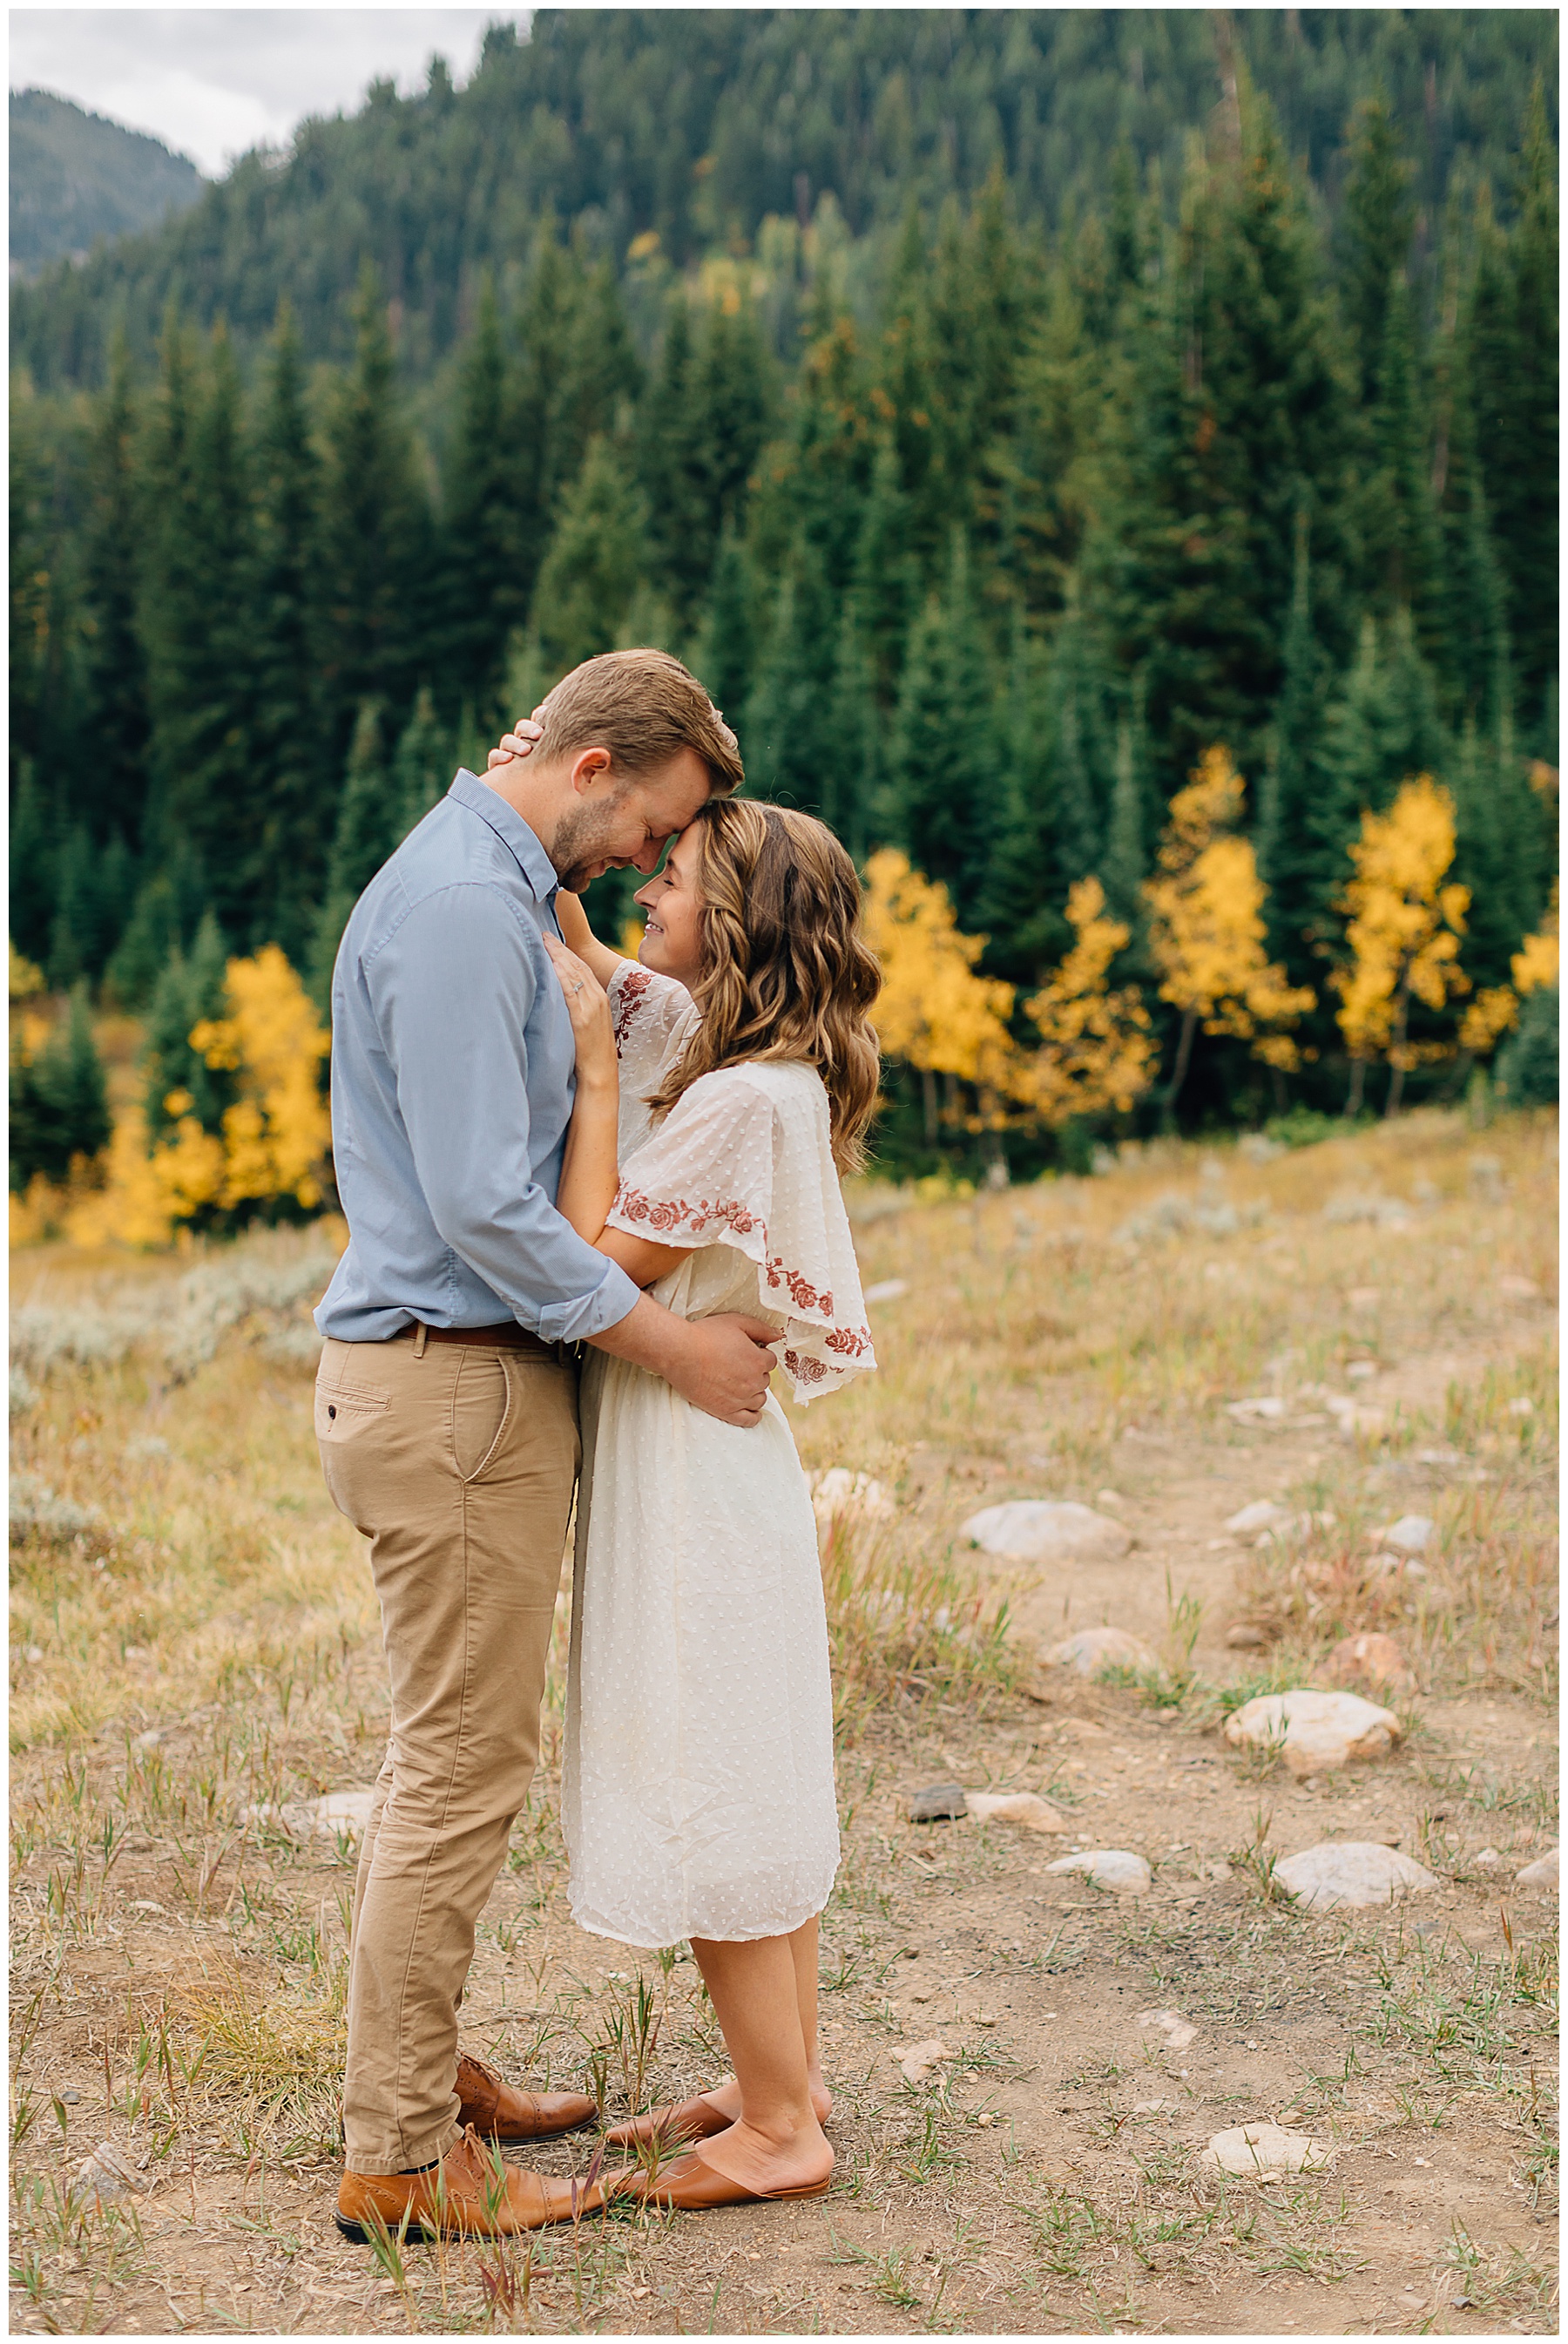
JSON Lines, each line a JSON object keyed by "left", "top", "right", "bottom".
{"left": 551, "top": 798, "right": 624, "bottom": 894}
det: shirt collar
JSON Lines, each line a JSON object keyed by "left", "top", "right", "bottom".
{"left": 447, "top": 769, "right": 559, "bottom": 904}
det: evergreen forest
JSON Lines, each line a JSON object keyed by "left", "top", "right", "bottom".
{"left": 10, "top": 8, "right": 1559, "bottom": 1207}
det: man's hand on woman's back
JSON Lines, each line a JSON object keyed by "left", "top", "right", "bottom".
{"left": 590, "top": 1297, "right": 779, "bottom": 1427}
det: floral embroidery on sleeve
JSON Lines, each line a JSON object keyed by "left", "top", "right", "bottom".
{"left": 611, "top": 967, "right": 654, "bottom": 1056}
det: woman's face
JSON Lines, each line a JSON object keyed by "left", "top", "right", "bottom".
{"left": 632, "top": 823, "right": 706, "bottom": 985}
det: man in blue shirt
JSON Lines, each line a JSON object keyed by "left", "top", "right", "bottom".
{"left": 318, "top": 650, "right": 779, "bottom": 2242}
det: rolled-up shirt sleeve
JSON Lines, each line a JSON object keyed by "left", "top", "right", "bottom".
{"left": 366, "top": 882, "right": 640, "bottom": 1343}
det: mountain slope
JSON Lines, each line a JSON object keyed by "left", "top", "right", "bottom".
{"left": 10, "top": 9, "right": 1557, "bottom": 386}
{"left": 10, "top": 88, "right": 205, "bottom": 276}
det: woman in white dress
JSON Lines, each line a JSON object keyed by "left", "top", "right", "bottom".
{"left": 541, "top": 797, "right": 880, "bottom": 2211}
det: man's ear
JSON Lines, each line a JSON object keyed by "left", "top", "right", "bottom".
{"left": 569, "top": 747, "right": 614, "bottom": 796}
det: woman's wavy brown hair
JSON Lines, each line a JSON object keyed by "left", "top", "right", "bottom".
{"left": 646, "top": 800, "right": 882, "bottom": 1174}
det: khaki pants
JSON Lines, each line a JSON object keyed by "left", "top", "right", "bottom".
{"left": 315, "top": 1333, "right": 580, "bottom": 2175}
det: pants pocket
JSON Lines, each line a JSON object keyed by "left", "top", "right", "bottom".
{"left": 450, "top": 1353, "right": 511, "bottom": 1484}
{"left": 315, "top": 1381, "right": 390, "bottom": 1445}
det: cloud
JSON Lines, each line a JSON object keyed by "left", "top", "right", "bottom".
{"left": 9, "top": 9, "right": 530, "bottom": 178}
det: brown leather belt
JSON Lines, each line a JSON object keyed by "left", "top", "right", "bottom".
{"left": 389, "top": 1322, "right": 573, "bottom": 1363}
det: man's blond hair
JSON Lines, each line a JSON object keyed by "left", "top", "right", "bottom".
{"left": 534, "top": 649, "right": 743, "bottom": 795}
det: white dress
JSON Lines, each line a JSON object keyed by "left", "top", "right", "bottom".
{"left": 562, "top": 963, "right": 876, "bottom": 1948}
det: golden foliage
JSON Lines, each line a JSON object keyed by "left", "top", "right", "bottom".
{"left": 1511, "top": 890, "right": 1559, "bottom": 998}
{"left": 862, "top": 850, "right": 1017, "bottom": 1089}
{"left": 1459, "top": 886, "right": 1558, "bottom": 1057}
{"left": 1460, "top": 986, "right": 1521, "bottom": 1055}
{"left": 1143, "top": 746, "right": 1315, "bottom": 1072}
{"left": 1330, "top": 775, "right": 1470, "bottom": 1073}
{"left": 10, "top": 940, "right": 44, "bottom": 999}
{"left": 64, "top": 946, "right": 331, "bottom": 1250}
{"left": 1017, "top": 877, "right": 1158, "bottom": 1123}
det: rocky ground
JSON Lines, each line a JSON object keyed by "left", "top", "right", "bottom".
{"left": 9, "top": 1108, "right": 1558, "bottom": 2334}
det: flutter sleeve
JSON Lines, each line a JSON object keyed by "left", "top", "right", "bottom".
{"left": 605, "top": 960, "right": 700, "bottom": 1159}
{"left": 605, "top": 1062, "right": 876, "bottom": 1403}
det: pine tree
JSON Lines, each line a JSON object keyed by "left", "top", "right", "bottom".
{"left": 694, "top": 297, "right": 770, "bottom": 538}
{"left": 691, "top": 525, "right": 756, "bottom": 730}
{"left": 320, "top": 266, "right": 433, "bottom": 742}
{"left": 978, "top": 618, "right": 1067, "bottom": 981}
{"left": 143, "top": 910, "right": 232, "bottom": 1135}
{"left": 142, "top": 321, "right": 259, "bottom": 935}
{"left": 1257, "top": 511, "right": 1328, "bottom": 986}
{"left": 824, "top": 606, "right": 877, "bottom": 856}
{"left": 1093, "top": 101, "right": 1355, "bottom": 791}
{"left": 309, "top": 701, "right": 397, "bottom": 1008}
{"left": 9, "top": 768, "right": 54, "bottom": 971}
{"left": 1101, "top": 707, "right": 1147, "bottom": 934}
{"left": 1043, "top": 586, "right": 1108, "bottom": 888}
{"left": 531, "top": 437, "right": 649, "bottom": 674}
{"left": 744, "top": 538, "right": 838, "bottom": 821}
{"left": 1339, "top": 95, "right": 1415, "bottom": 410}
{"left": 1467, "top": 81, "right": 1558, "bottom": 721}
{"left": 882, "top": 534, "right": 999, "bottom": 925}
{"left": 251, "top": 304, "right": 331, "bottom": 957}
{"left": 637, "top": 297, "right": 710, "bottom": 627}
{"left": 105, "top": 841, "right": 208, "bottom": 1010}
{"left": 393, "top": 687, "right": 453, "bottom": 840}
{"left": 78, "top": 332, "right": 152, "bottom": 850}
{"left": 440, "top": 276, "right": 529, "bottom": 713}
{"left": 46, "top": 828, "right": 135, "bottom": 989}
{"left": 1362, "top": 272, "right": 1445, "bottom": 656}
{"left": 851, "top": 437, "right": 917, "bottom": 708}
{"left": 9, "top": 986, "right": 112, "bottom": 1189}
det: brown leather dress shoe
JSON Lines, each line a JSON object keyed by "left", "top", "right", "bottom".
{"left": 456, "top": 2052, "right": 597, "bottom": 2143}
{"left": 603, "top": 2092, "right": 731, "bottom": 2150}
{"left": 336, "top": 2130, "right": 612, "bottom": 2243}
{"left": 624, "top": 2148, "right": 832, "bottom": 2211}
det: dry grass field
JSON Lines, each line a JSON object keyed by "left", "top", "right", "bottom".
{"left": 9, "top": 1108, "right": 1558, "bottom": 2336}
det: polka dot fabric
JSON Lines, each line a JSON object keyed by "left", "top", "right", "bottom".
{"left": 561, "top": 963, "right": 874, "bottom": 1948}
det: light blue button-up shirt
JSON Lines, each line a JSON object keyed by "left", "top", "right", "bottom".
{"left": 314, "top": 769, "right": 641, "bottom": 1345}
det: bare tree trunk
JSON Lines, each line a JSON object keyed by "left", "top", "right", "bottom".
{"left": 1163, "top": 1005, "right": 1199, "bottom": 1127}
{"left": 1346, "top": 1057, "right": 1367, "bottom": 1116}
{"left": 920, "top": 1067, "right": 938, "bottom": 1147}
{"left": 1384, "top": 980, "right": 1412, "bottom": 1118}
{"left": 1270, "top": 1066, "right": 1288, "bottom": 1114}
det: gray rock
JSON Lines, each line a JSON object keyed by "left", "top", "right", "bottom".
{"left": 1225, "top": 1499, "right": 1290, "bottom": 1534}
{"left": 1379, "top": 1514, "right": 1436, "bottom": 1555}
{"left": 1224, "top": 1690, "right": 1402, "bottom": 1777}
{"left": 71, "top": 2144, "right": 149, "bottom": 2207}
{"left": 1045, "top": 1849, "right": 1152, "bottom": 1895}
{"left": 248, "top": 1787, "right": 377, "bottom": 1840}
{"left": 1225, "top": 1396, "right": 1286, "bottom": 1424}
{"left": 964, "top": 1791, "right": 1068, "bottom": 1833}
{"left": 961, "top": 1500, "right": 1131, "bottom": 1564}
{"left": 1272, "top": 1841, "right": 1438, "bottom": 1912}
{"left": 1202, "top": 2123, "right": 1335, "bottom": 2178}
{"left": 908, "top": 1783, "right": 968, "bottom": 1824}
{"left": 1044, "top": 1626, "right": 1154, "bottom": 1678}
{"left": 1516, "top": 1847, "right": 1558, "bottom": 1890}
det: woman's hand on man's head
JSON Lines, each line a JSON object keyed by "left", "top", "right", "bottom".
{"left": 487, "top": 708, "right": 545, "bottom": 770}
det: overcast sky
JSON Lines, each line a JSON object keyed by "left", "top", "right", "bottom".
{"left": 10, "top": 9, "right": 531, "bottom": 178}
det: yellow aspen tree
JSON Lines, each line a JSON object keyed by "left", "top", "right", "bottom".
{"left": 1330, "top": 774, "right": 1470, "bottom": 1116}
{"left": 10, "top": 941, "right": 44, "bottom": 999}
{"left": 1459, "top": 884, "right": 1559, "bottom": 1055}
{"left": 1143, "top": 745, "right": 1315, "bottom": 1112}
{"left": 1015, "top": 877, "right": 1158, "bottom": 1123}
{"left": 69, "top": 945, "right": 331, "bottom": 1246}
{"left": 190, "top": 944, "right": 333, "bottom": 1210}
{"left": 862, "top": 849, "right": 1017, "bottom": 1142}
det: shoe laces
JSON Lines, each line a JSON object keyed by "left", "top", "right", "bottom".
{"left": 459, "top": 2051, "right": 502, "bottom": 2090}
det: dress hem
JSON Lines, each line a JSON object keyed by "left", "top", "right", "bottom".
{"left": 566, "top": 1887, "right": 835, "bottom": 1952}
